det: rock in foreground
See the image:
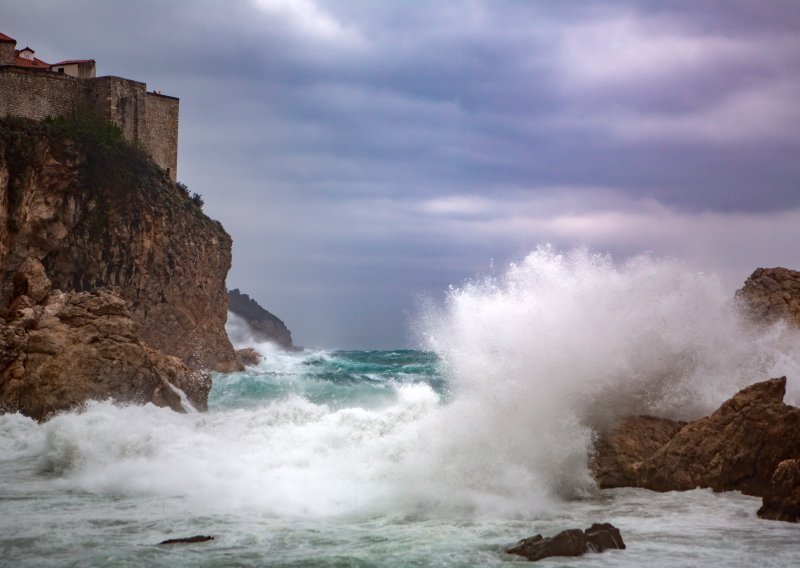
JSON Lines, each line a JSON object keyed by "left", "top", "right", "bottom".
{"left": 0, "top": 259, "right": 209, "bottom": 421}
{"left": 758, "top": 459, "right": 800, "bottom": 523}
{"left": 507, "top": 523, "right": 625, "bottom": 562}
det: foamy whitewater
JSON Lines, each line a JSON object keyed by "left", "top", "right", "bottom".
{"left": 2, "top": 247, "right": 800, "bottom": 566}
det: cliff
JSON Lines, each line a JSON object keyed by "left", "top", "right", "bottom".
{"left": 0, "top": 258, "right": 209, "bottom": 421}
{"left": 0, "top": 115, "right": 238, "bottom": 372}
{"left": 227, "top": 288, "right": 295, "bottom": 350}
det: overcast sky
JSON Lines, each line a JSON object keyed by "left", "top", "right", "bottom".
{"left": 5, "top": 1, "right": 800, "bottom": 349}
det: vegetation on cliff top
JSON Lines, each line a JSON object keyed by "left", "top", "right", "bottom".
{"left": 0, "top": 113, "right": 208, "bottom": 220}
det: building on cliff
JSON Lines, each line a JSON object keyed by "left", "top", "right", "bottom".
{"left": 0, "top": 31, "right": 179, "bottom": 180}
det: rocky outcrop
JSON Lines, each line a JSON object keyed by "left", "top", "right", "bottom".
{"left": 736, "top": 267, "right": 800, "bottom": 327}
{"left": 0, "top": 259, "right": 209, "bottom": 421}
{"left": 227, "top": 288, "right": 294, "bottom": 350}
{"left": 0, "top": 117, "right": 238, "bottom": 372}
{"left": 235, "top": 347, "right": 262, "bottom": 368}
{"left": 592, "top": 415, "right": 685, "bottom": 489}
{"left": 592, "top": 378, "right": 800, "bottom": 497}
{"left": 507, "top": 523, "right": 625, "bottom": 562}
{"left": 758, "top": 459, "right": 800, "bottom": 523}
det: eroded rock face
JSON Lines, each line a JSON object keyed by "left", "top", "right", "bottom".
{"left": 507, "top": 523, "right": 625, "bottom": 562}
{"left": 592, "top": 415, "right": 685, "bottom": 489}
{"left": 0, "top": 261, "right": 210, "bottom": 421}
{"left": 0, "top": 119, "right": 237, "bottom": 371}
{"left": 592, "top": 378, "right": 800, "bottom": 497}
{"left": 228, "top": 288, "right": 294, "bottom": 350}
{"left": 736, "top": 267, "right": 800, "bottom": 327}
{"left": 235, "top": 347, "right": 262, "bottom": 368}
{"left": 758, "top": 459, "right": 800, "bottom": 523}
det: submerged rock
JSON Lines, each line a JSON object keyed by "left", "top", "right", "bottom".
{"left": 507, "top": 523, "right": 625, "bottom": 562}
{"left": 158, "top": 535, "right": 215, "bottom": 545}
{"left": 0, "top": 259, "right": 209, "bottom": 421}
{"left": 592, "top": 378, "right": 800, "bottom": 498}
{"left": 758, "top": 459, "right": 800, "bottom": 523}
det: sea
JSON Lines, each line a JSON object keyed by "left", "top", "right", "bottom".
{"left": 2, "top": 247, "right": 800, "bottom": 566}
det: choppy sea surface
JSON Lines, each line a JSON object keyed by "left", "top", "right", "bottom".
{"left": 3, "top": 247, "right": 800, "bottom": 566}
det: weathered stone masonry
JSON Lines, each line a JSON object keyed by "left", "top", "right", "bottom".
{"left": 0, "top": 66, "right": 179, "bottom": 180}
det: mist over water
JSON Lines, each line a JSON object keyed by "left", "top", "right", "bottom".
{"left": 3, "top": 246, "right": 800, "bottom": 565}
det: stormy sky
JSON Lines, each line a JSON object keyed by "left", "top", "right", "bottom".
{"left": 5, "top": 1, "right": 800, "bottom": 348}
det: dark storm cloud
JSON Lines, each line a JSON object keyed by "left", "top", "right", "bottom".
{"left": 4, "top": 1, "right": 800, "bottom": 347}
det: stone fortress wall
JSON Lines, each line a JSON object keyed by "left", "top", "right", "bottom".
{"left": 0, "top": 45, "right": 179, "bottom": 180}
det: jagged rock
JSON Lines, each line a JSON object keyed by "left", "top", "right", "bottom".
{"left": 228, "top": 288, "right": 294, "bottom": 350}
{"left": 0, "top": 119, "right": 238, "bottom": 372}
{"left": 592, "top": 415, "right": 686, "bottom": 489}
{"left": 593, "top": 378, "right": 800, "bottom": 497}
{"left": 235, "top": 347, "right": 262, "bottom": 367}
{"left": 639, "top": 377, "right": 800, "bottom": 495}
{"left": 758, "top": 459, "right": 800, "bottom": 522}
{"left": 736, "top": 267, "right": 800, "bottom": 327}
{"left": 507, "top": 523, "right": 625, "bottom": 562}
{"left": 0, "top": 261, "right": 209, "bottom": 421}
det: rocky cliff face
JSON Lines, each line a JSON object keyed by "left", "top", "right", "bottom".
{"left": 0, "top": 117, "right": 238, "bottom": 372}
{"left": 0, "top": 259, "right": 209, "bottom": 421}
{"left": 227, "top": 288, "right": 294, "bottom": 350}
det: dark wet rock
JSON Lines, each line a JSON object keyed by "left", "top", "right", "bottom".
{"left": 592, "top": 415, "right": 686, "bottom": 489}
{"left": 158, "top": 535, "right": 215, "bottom": 545}
{"left": 758, "top": 459, "right": 800, "bottom": 523}
{"left": 507, "top": 523, "right": 625, "bottom": 562}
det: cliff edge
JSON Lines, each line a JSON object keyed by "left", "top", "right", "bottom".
{"left": 0, "top": 115, "right": 238, "bottom": 373}
{"left": 227, "top": 288, "right": 295, "bottom": 350}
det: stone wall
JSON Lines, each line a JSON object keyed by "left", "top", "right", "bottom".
{"left": 0, "top": 43, "right": 15, "bottom": 66}
{"left": 0, "top": 67, "right": 86, "bottom": 121}
{"left": 0, "top": 67, "right": 178, "bottom": 180}
{"left": 144, "top": 92, "right": 179, "bottom": 180}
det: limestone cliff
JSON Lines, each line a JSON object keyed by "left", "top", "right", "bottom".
{"left": 227, "top": 288, "right": 295, "bottom": 350}
{"left": 0, "top": 116, "right": 238, "bottom": 372}
{"left": 0, "top": 259, "right": 209, "bottom": 421}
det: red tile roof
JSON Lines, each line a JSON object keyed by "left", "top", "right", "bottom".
{"left": 0, "top": 32, "right": 15, "bottom": 43}
{"left": 14, "top": 54, "right": 50, "bottom": 69}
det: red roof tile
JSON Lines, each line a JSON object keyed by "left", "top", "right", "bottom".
{"left": 0, "top": 32, "right": 15, "bottom": 43}
{"left": 14, "top": 55, "right": 50, "bottom": 69}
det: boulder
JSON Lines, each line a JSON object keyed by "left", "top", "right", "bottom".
{"left": 758, "top": 459, "right": 800, "bottom": 522}
{"left": 0, "top": 260, "right": 210, "bottom": 421}
{"left": 593, "top": 378, "right": 800, "bottom": 497}
{"left": 235, "top": 347, "right": 262, "bottom": 368}
{"left": 507, "top": 523, "right": 625, "bottom": 562}
{"left": 592, "top": 415, "right": 685, "bottom": 489}
{"left": 639, "top": 378, "right": 800, "bottom": 495}
{"left": 736, "top": 267, "right": 800, "bottom": 327}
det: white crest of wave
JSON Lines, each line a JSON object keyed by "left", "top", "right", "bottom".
{"left": 413, "top": 245, "right": 800, "bottom": 505}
